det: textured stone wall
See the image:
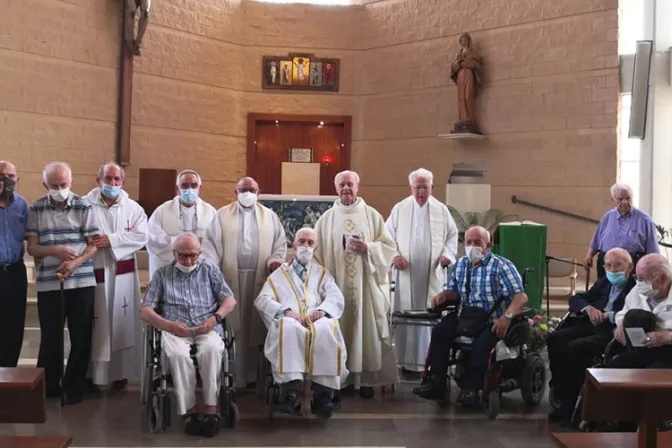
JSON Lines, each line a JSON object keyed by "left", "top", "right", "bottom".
{"left": 0, "top": 0, "right": 619, "bottom": 259}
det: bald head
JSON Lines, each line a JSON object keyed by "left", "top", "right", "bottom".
{"left": 236, "top": 177, "right": 259, "bottom": 192}
{"left": 294, "top": 228, "right": 317, "bottom": 244}
{"left": 465, "top": 226, "right": 490, "bottom": 246}
{"left": 0, "top": 161, "right": 17, "bottom": 175}
{"left": 604, "top": 248, "right": 633, "bottom": 278}
{"left": 172, "top": 233, "right": 201, "bottom": 268}
{"left": 173, "top": 233, "right": 200, "bottom": 252}
{"left": 636, "top": 253, "right": 672, "bottom": 300}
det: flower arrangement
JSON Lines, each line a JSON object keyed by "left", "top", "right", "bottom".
{"left": 527, "top": 315, "right": 562, "bottom": 352}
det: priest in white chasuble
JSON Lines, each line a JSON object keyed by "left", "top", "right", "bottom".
{"left": 255, "top": 228, "right": 347, "bottom": 418}
{"left": 386, "top": 168, "right": 458, "bottom": 372}
{"left": 314, "top": 170, "right": 398, "bottom": 399}
{"left": 85, "top": 163, "right": 148, "bottom": 390}
{"left": 202, "top": 177, "right": 287, "bottom": 388}
{"left": 146, "top": 170, "right": 216, "bottom": 278}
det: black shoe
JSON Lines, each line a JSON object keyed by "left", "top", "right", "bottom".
{"left": 274, "top": 390, "right": 302, "bottom": 415}
{"left": 456, "top": 390, "right": 481, "bottom": 408}
{"left": 312, "top": 391, "right": 336, "bottom": 418}
{"left": 202, "top": 414, "right": 220, "bottom": 438}
{"left": 548, "top": 408, "right": 569, "bottom": 423}
{"left": 415, "top": 382, "right": 446, "bottom": 400}
{"left": 184, "top": 414, "right": 202, "bottom": 437}
{"left": 359, "top": 386, "right": 374, "bottom": 399}
{"left": 63, "top": 392, "right": 83, "bottom": 406}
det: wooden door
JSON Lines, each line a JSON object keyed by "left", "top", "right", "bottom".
{"left": 138, "top": 168, "right": 177, "bottom": 217}
{"left": 247, "top": 114, "right": 351, "bottom": 196}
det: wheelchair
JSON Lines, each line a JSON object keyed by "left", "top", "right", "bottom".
{"left": 392, "top": 267, "right": 546, "bottom": 419}
{"left": 141, "top": 320, "right": 239, "bottom": 433}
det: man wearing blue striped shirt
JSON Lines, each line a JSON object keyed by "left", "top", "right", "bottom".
{"left": 414, "top": 225, "right": 528, "bottom": 407}
{"left": 26, "top": 162, "right": 99, "bottom": 405}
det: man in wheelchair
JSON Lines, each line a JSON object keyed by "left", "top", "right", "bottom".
{"left": 547, "top": 248, "right": 636, "bottom": 424}
{"left": 140, "top": 233, "right": 237, "bottom": 437}
{"left": 609, "top": 253, "right": 672, "bottom": 369}
{"left": 413, "top": 226, "right": 529, "bottom": 407}
{"left": 255, "top": 228, "right": 347, "bottom": 418}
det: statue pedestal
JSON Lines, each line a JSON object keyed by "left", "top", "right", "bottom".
{"left": 438, "top": 133, "right": 486, "bottom": 140}
{"left": 445, "top": 184, "right": 491, "bottom": 214}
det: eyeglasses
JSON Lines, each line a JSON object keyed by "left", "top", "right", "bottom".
{"left": 176, "top": 252, "right": 200, "bottom": 261}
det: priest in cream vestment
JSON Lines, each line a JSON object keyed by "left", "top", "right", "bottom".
{"left": 255, "top": 228, "right": 347, "bottom": 418}
{"left": 146, "top": 170, "right": 216, "bottom": 278}
{"left": 386, "top": 168, "right": 458, "bottom": 371}
{"left": 202, "top": 177, "right": 287, "bottom": 388}
{"left": 314, "top": 170, "right": 397, "bottom": 399}
{"left": 85, "top": 163, "right": 148, "bottom": 389}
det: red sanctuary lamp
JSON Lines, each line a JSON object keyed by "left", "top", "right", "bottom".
{"left": 321, "top": 155, "right": 333, "bottom": 166}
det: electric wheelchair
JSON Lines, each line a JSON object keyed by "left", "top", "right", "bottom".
{"left": 391, "top": 267, "right": 546, "bottom": 419}
{"left": 141, "top": 320, "right": 239, "bottom": 432}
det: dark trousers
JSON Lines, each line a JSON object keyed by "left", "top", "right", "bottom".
{"left": 0, "top": 261, "right": 28, "bottom": 367}
{"left": 428, "top": 312, "right": 498, "bottom": 391}
{"left": 605, "top": 309, "right": 672, "bottom": 369}
{"left": 37, "top": 286, "right": 94, "bottom": 397}
{"left": 547, "top": 318, "right": 613, "bottom": 409}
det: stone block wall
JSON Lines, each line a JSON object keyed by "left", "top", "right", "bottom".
{"left": 0, "top": 0, "right": 619, "bottom": 259}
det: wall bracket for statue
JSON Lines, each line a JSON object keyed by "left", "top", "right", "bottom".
{"left": 449, "top": 33, "right": 484, "bottom": 135}
{"left": 262, "top": 53, "right": 339, "bottom": 92}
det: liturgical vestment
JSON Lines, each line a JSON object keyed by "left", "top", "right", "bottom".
{"left": 314, "top": 197, "right": 398, "bottom": 389}
{"left": 85, "top": 188, "right": 148, "bottom": 385}
{"left": 201, "top": 202, "right": 287, "bottom": 388}
{"left": 386, "top": 195, "right": 458, "bottom": 370}
{"left": 255, "top": 261, "right": 348, "bottom": 390}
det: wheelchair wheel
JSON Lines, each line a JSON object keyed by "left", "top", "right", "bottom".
{"left": 520, "top": 355, "right": 546, "bottom": 407}
{"left": 224, "top": 402, "right": 240, "bottom": 428}
{"left": 148, "top": 394, "right": 162, "bottom": 433}
{"left": 483, "top": 389, "right": 500, "bottom": 420}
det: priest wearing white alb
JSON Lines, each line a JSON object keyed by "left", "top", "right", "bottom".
{"left": 314, "top": 170, "right": 398, "bottom": 399}
{"left": 85, "top": 163, "right": 148, "bottom": 391}
{"left": 386, "top": 168, "right": 458, "bottom": 372}
{"left": 202, "top": 177, "right": 287, "bottom": 388}
{"left": 255, "top": 228, "right": 347, "bottom": 418}
{"left": 146, "top": 170, "right": 216, "bottom": 278}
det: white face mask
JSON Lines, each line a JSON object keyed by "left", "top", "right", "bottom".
{"left": 296, "top": 246, "right": 314, "bottom": 264}
{"left": 49, "top": 188, "right": 70, "bottom": 202}
{"left": 176, "top": 262, "right": 198, "bottom": 274}
{"left": 465, "top": 245, "right": 484, "bottom": 264}
{"left": 637, "top": 280, "right": 657, "bottom": 299}
{"left": 238, "top": 191, "right": 257, "bottom": 208}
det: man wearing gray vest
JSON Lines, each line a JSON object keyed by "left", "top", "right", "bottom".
{"left": 146, "top": 170, "right": 216, "bottom": 279}
{"left": 202, "top": 176, "right": 287, "bottom": 388}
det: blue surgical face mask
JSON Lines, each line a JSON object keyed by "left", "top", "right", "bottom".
{"left": 101, "top": 183, "right": 121, "bottom": 199}
{"left": 180, "top": 188, "right": 198, "bottom": 204}
{"left": 606, "top": 271, "right": 627, "bottom": 287}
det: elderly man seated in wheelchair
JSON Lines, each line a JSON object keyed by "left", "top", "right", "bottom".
{"left": 140, "top": 233, "right": 237, "bottom": 437}
{"left": 546, "top": 248, "right": 636, "bottom": 425}
{"left": 413, "top": 225, "right": 529, "bottom": 408}
{"left": 609, "top": 253, "right": 672, "bottom": 369}
{"left": 254, "top": 228, "right": 347, "bottom": 419}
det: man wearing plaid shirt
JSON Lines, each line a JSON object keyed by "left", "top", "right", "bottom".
{"left": 413, "top": 226, "right": 528, "bottom": 407}
{"left": 140, "top": 233, "right": 236, "bottom": 438}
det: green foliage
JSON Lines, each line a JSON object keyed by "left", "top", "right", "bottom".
{"left": 656, "top": 223, "right": 672, "bottom": 249}
{"left": 448, "top": 206, "right": 523, "bottom": 243}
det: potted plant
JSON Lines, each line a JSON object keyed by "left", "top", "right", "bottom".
{"left": 655, "top": 224, "right": 672, "bottom": 258}
{"left": 448, "top": 206, "right": 523, "bottom": 244}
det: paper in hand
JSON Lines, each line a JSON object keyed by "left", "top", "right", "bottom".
{"left": 625, "top": 327, "right": 647, "bottom": 347}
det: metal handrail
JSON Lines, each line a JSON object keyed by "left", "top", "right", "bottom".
{"left": 511, "top": 195, "right": 600, "bottom": 225}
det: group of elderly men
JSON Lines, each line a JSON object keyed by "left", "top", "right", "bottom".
{"left": 3, "top": 157, "right": 671, "bottom": 434}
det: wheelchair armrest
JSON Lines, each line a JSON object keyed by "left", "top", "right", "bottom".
{"left": 392, "top": 309, "right": 443, "bottom": 320}
{"left": 518, "top": 308, "right": 537, "bottom": 319}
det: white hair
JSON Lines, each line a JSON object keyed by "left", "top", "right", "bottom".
{"left": 334, "top": 170, "right": 360, "bottom": 187}
{"left": 610, "top": 183, "right": 633, "bottom": 199}
{"left": 294, "top": 227, "right": 316, "bottom": 242}
{"left": 409, "top": 168, "right": 434, "bottom": 186}
{"left": 172, "top": 232, "right": 200, "bottom": 250}
{"left": 98, "top": 162, "right": 125, "bottom": 180}
{"left": 466, "top": 225, "right": 491, "bottom": 242}
{"left": 42, "top": 161, "right": 72, "bottom": 184}
{"left": 176, "top": 170, "right": 202, "bottom": 187}
{"left": 605, "top": 247, "right": 633, "bottom": 264}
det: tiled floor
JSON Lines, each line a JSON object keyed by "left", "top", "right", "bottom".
{"left": 0, "top": 381, "right": 562, "bottom": 447}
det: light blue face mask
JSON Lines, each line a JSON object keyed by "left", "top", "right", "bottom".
{"left": 606, "top": 271, "right": 627, "bottom": 286}
{"left": 180, "top": 188, "right": 198, "bottom": 204}
{"left": 101, "top": 183, "right": 121, "bottom": 199}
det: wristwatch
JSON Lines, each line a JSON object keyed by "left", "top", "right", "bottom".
{"left": 504, "top": 312, "right": 514, "bottom": 320}
{"left": 215, "top": 314, "right": 223, "bottom": 324}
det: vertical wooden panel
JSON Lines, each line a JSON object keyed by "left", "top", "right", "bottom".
{"left": 138, "top": 168, "right": 177, "bottom": 217}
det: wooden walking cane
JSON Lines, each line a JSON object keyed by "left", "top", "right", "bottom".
{"left": 58, "top": 273, "right": 65, "bottom": 407}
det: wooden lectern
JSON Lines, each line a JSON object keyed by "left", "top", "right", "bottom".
{"left": 281, "top": 162, "right": 320, "bottom": 195}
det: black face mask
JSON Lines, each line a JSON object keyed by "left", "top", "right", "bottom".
{"left": 0, "top": 177, "right": 16, "bottom": 199}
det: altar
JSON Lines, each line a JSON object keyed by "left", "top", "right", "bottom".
{"left": 259, "top": 194, "right": 338, "bottom": 246}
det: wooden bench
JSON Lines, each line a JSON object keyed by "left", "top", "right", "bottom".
{"left": 0, "top": 367, "right": 46, "bottom": 424}
{"left": 552, "top": 432, "right": 672, "bottom": 448}
{"left": 0, "top": 436, "right": 72, "bottom": 448}
{"left": 552, "top": 368, "right": 672, "bottom": 448}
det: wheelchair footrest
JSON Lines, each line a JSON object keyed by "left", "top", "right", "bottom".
{"left": 392, "top": 310, "right": 442, "bottom": 320}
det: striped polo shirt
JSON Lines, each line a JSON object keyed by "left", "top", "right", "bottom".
{"left": 26, "top": 193, "right": 99, "bottom": 292}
